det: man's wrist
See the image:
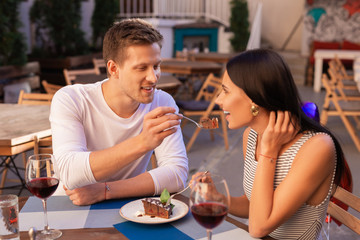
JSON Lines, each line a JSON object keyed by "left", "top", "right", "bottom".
{"left": 104, "top": 182, "right": 110, "bottom": 200}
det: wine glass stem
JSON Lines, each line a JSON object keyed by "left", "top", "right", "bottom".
{"left": 42, "top": 199, "right": 50, "bottom": 231}
{"left": 207, "top": 229, "right": 212, "bottom": 240}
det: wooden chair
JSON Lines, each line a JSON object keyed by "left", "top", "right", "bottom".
{"left": 176, "top": 73, "right": 229, "bottom": 151}
{"left": 327, "top": 63, "right": 360, "bottom": 102}
{"left": 320, "top": 74, "right": 360, "bottom": 151}
{"left": 0, "top": 90, "right": 53, "bottom": 193}
{"left": 92, "top": 58, "right": 106, "bottom": 75}
{"left": 63, "top": 68, "right": 99, "bottom": 85}
{"left": 17, "top": 90, "right": 52, "bottom": 168}
{"left": 17, "top": 90, "right": 53, "bottom": 105}
{"left": 327, "top": 186, "right": 360, "bottom": 235}
{"left": 42, "top": 80, "right": 63, "bottom": 94}
{"left": 33, "top": 135, "right": 53, "bottom": 155}
{"left": 333, "top": 55, "right": 354, "bottom": 81}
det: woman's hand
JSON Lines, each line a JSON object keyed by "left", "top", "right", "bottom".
{"left": 64, "top": 183, "right": 105, "bottom": 206}
{"left": 260, "top": 111, "right": 298, "bottom": 156}
{"left": 190, "top": 171, "right": 211, "bottom": 184}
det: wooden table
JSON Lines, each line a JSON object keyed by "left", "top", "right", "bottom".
{"left": 0, "top": 104, "right": 51, "bottom": 193}
{"left": 18, "top": 195, "right": 273, "bottom": 240}
{"left": 72, "top": 73, "right": 107, "bottom": 84}
{"left": 189, "top": 52, "right": 237, "bottom": 64}
{"left": 313, "top": 49, "right": 360, "bottom": 92}
{"left": 73, "top": 74, "right": 182, "bottom": 95}
{"left": 160, "top": 60, "right": 222, "bottom": 75}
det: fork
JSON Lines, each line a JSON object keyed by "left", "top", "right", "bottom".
{"left": 174, "top": 113, "right": 215, "bottom": 129}
{"left": 165, "top": 170, "right": 209, "bottom": 206}
{"left": 175, "top": 113, "right": 204, "bottom": 128}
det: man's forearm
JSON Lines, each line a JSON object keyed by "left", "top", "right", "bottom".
{"left": 105, "top": 172, "right": 155, "bottom": 199}
{"left": 89, "top": 134, "right": 149, "bottom": 181}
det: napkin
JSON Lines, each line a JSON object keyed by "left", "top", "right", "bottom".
{"left": 90, "top": 197, "right": 139, "bottom": 210}
{"left": 113, "top": 221, "right": 193, "bottom": 240}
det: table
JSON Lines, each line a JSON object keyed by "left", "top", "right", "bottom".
{"left": 156, "top": 75, "right": 182, "bottom": 95}
{"left": 0, "top": 104, "right": 51, "bottom": 193}
{"left": 18, "top": 195, "right": 273, "bottom": 240}
{"left": 74, "top": 74, "right": 182, "bottom": 95}
{"left": 189, "top": 52, "right": 237, "bottom": 64}
{"left": 160, "top": 60, "right": 222, "bottom": 75}
{"left": 313, "top": 49, "right": 360, "bottom": 92}
{"left": 72, "top": 73, "right": 107, "bottom": 84}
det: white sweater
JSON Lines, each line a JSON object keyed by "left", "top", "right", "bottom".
{"left": 49, "top": 80, "right": 188, "bottom": 195}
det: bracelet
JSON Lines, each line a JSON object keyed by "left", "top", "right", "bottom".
{"left": 104, "top": 182, "right": 110, "bottom": 200}
{"left": 259, "top": 153, "right": 276, "bottom": 163}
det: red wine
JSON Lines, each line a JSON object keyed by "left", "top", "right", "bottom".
{"left": 191, "top": 202, "right": 228, "bottom": 229}
{"left": 27, "top": 177, "right": 59, "bottom": 199}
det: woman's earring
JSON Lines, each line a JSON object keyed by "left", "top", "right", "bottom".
{"left": 251, "top": 105, "right": 259, "bottom": 116}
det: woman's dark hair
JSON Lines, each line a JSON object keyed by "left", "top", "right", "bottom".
{"left": 226, "top": 48, "right": 345, "bottom": 186}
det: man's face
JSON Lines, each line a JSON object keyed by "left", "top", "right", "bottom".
{"left": 115, "top": 43, "right": 161, "bottom": 104}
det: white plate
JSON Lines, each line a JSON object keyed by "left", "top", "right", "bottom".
{"left": 119, "top": 198, "right": 189, "bottom": 224}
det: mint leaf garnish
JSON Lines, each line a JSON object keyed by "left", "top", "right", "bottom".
{"left": 160, "top": 188, "right": 170, "bottom": 204}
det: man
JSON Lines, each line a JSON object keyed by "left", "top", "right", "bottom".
{"left": 50, "top": 19, "right": 188, "bottom": 205}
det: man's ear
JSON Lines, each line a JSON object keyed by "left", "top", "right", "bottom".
{"left": 107, "top": 60, "right": 118, "bottom": 76}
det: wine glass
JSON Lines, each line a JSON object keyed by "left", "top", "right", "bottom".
{"left": 25, "top": 154, "right": 62, "bottom": 239}
{"left": 189, "top": 172, "right": 230, "bottom": 240}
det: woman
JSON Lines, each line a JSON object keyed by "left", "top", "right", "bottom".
{"left": 199, "top": 49, "right": 345, "bottom": 239}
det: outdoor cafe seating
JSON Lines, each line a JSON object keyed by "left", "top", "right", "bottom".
{"left": 176, "top": 73, "right": 229, "bottom": 152}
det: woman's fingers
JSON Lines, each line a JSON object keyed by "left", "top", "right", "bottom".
{"left": 274, "top": 111, "right": 284, "bottom": 131}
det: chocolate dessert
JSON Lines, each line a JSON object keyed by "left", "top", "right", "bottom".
{"left": 141, "top": 198, "right": 173, "bottom": 219}
{"left": 200, "top": 117, "right": 219, "bottom": 129}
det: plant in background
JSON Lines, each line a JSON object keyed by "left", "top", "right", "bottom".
{"left": 0, "top": 0, "right": 27, "bottom": 66}
{"left": 30, "top": 0, "right": 89, "bottom": 58}
{"left": 229, "top": 0, "right": 250, "bottom": 52}
{"left": 91, "top": 0, "right": 119, "bottom": 51}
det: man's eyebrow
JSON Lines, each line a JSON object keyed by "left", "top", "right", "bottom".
{"left": 134, "top": 60, "right": 162, "bottom": 67}
{"left": 221, "top": 84, "right": 228, "bottom": 90}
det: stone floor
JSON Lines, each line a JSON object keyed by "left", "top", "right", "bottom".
{"left": 1, "top": 72, "right": 359, "bottom": 239}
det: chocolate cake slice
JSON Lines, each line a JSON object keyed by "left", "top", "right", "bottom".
{"left": 200, "top": 117, "right": 219, "bottom": 129}
{"left": 142, "top": 198, "right": 173, "bottom": 219}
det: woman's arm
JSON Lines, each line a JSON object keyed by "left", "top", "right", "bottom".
{"left": 248, "top": 112, "right": 336, "bottom": 237}
{"left": 226, "top": 127, "right": 251, "bottom": 218}
{"left": 229, "top": 195, "right": 250, "bottom": 217}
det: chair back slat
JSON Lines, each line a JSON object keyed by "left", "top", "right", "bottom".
{"left": 33, "top": 135, "right": 53, "bottom": 155}
{"left": 92, "top": 58, "right": 106, "bottom": 75}
{"left": 195, "top": 73, "right": 222, "bottom": 101}
{"left": 18, "top": 90, "right": 53, "bottom": 105}
{"left": 327, "top": 186, "right": 360, "bottom": 235}
{"left": 63, "top": 68, "right": 99, "bottom": 85}
{"left": 42, "top": 80, "right": 63, "bottom": 94}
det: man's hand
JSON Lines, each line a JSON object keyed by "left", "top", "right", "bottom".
{"left": 139, "top": 107, "right": 182, "bottom": 151}
{"left": 64, "top": 183, "right": 104, "bottom": 206}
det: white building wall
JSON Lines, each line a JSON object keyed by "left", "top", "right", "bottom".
{"left": 18, "top": 0, "right": 306, "bottom": 55}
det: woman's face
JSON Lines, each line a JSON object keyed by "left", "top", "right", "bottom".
{"left": 215, "top": 71, "right": 254, "bottom": 129}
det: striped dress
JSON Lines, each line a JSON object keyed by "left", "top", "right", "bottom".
{"left": 243, "top": 129, "right": 336, "bottom": 240}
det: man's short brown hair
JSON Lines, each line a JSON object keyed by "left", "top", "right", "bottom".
{"left": 103, "top": 18, "right": 163, "bottom": 66}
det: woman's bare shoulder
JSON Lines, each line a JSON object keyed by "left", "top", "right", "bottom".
{"left": 296, "top": 132, "right": 336, "bottom": 166}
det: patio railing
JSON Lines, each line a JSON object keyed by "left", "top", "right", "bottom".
{"left": 118, "top": 0, "right": 231, "bottom": 27}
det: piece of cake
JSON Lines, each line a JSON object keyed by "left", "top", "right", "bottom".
{"left": 200, "top": 117, "right": 219, "bottom": 129}
{"left": 141, "top": 198, "right": 173, "bottom": 219}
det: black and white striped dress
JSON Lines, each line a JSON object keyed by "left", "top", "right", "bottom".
{"left": 243, "top": 129, "right": 336, "bottom": 240}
